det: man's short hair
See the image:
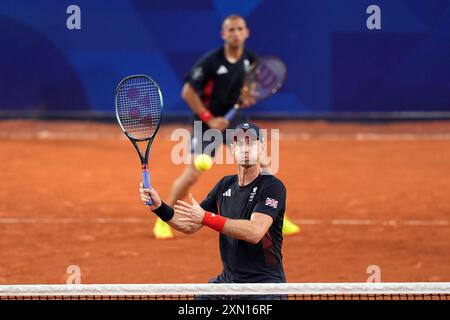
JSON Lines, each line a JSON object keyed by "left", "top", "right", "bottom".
{"left": 222, "top": 14, "right": 246, "bottom": 28}
{"left": 233, "top": 122, "right": 264, "bottom": 144}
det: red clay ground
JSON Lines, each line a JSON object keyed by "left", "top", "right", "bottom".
{"left": 0, "top": 119, "right": 449, "bottom": 284}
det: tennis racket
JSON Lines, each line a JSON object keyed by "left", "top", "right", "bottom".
{"left": 224, "top": 56, "right": 286, "bottom": 121}
{"left": 115, "top": 75, "right": 163, "bottom": 206}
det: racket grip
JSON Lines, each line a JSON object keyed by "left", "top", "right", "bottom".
{"left": 224, "top": 105, "right": 239, "bottom": 121}
{"left": 142, "top": 168, "right": 153, "bottom": 206}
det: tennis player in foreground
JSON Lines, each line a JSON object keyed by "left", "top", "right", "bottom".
{"left": 139, "top": 123, "right": 286, "bottom": 284}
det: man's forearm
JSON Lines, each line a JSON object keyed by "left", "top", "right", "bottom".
{"left": 199, "top": 211, "right": 272, "bottom": 244}
{"left": 221, "top": 219, "right": 265, "bottom": 244}
{"left": 181, "top": 83, "right": 208, "bottom": 116}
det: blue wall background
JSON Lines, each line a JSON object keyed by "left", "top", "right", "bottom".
{"left": 0, "top": 0, "right": 449, "bottom": 118}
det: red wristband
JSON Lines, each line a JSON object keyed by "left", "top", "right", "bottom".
{"left": 202, "top": 212, "right": 227, "bottom": 232}
{"left": 199, "top": 109, "right": 213, "bottom": 123}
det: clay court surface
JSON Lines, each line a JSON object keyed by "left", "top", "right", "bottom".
{"left": 0, "top": 119, "right": 449, "bottom": 284}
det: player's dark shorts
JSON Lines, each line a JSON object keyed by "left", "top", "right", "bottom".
{"left": 190, "top": 113, "right": 246, "bottom": 158}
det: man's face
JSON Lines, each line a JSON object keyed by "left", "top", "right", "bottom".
{"left": 221, "top": 18, "right": 249, "bottom": 49}
{"left": 232, "top": 136, "right": 261, "bottom": 168}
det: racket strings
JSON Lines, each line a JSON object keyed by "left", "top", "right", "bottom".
{"left": 116, "top": 77, "right": 162, "bottom": 141}
{"left": 244, "top": 57, "right": 286, "bottom": 100}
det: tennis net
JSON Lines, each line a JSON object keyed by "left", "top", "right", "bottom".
{"left": 1, "top": 283, "right": 449, "bottom": 300}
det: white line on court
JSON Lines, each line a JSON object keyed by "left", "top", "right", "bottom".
{"left": 298, "top": 219, "right": 449, "bottom": 226}
{"left": 0, "top": 217, "right": 149, "bottom": 224}
{"left": 0, "top": 217, "right": 447, "bottom": 227}
{"left": 278, "top": 133, "right": 450, "bottom": 141}
{"left": 2, "top": 131, "right": 450, "bottom": 141}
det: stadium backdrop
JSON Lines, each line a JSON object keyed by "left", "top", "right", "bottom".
{"left": 0, "top": 0, "right": 449, "bottom": 119}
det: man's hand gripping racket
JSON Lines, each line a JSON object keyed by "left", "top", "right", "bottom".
{"left": 224, "top": 56, "right": 287, "bottom": 121}
{"left": 115, "top": 75, "right": 163, "bottom": 206}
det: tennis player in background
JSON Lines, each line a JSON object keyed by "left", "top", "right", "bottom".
{"left": 153, "top": 14, "right": 300, "bottom": 239}
{"left": 141, "top": 123, "right": 286, "bottom": 284}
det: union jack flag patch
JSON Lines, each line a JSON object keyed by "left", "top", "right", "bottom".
{"left": 265, "top": 197, "right": 278, "bottom": 209}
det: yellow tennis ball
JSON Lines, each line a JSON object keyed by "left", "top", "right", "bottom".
{"left": 194, "top": 154, "right": 213, "bottom": 171}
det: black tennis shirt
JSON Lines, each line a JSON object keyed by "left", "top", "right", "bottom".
{"left": 185, "top": 47, "right": 257, "bottom": 117}
{"left": 200, "top": 174, "right": 287, "bottom": 283}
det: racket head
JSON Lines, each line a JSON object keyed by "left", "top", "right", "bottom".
{"left": 244, "top": 56, "right": 286, "bottom": 100}
{"left": 115, "top": 75, "right": 163, "bottom": 142}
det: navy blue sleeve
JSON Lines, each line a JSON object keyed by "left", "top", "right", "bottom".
{"left": 200, "top": 180, "right": 221, "bottom": 214}
{"left": 253, "top": 179, "right": 286, "bottom": 220}
{"left": 184, "top": 53, "right": 213, "bottom": 93}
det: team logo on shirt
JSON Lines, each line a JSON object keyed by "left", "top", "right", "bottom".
{"left": 192, "top": 67, "right": 203, "bottom": 80}
{"left": 265, "top": 197, "right": 278, "bottom": 208}
{"left": 244, "top": 59, "right": 251, "bottom": 72}
{"left": 223, "top": 189, "right": 232, "bottom": 197}
{"left": 248, "top": 187, "right": 258, "bottom": 202}
{"left": 216, "top": 65, "right": 229, "bottom": 75}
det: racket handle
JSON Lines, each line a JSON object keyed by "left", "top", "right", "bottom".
{"left": 224, "top": 104, "right": 239, "bottom": 121}
{"left": 142, "top": 168, "right": 153, "bottom": 206}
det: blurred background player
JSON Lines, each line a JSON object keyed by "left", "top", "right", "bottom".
{"left": 153, "top": 14, "right": 300, "bottom": 239}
